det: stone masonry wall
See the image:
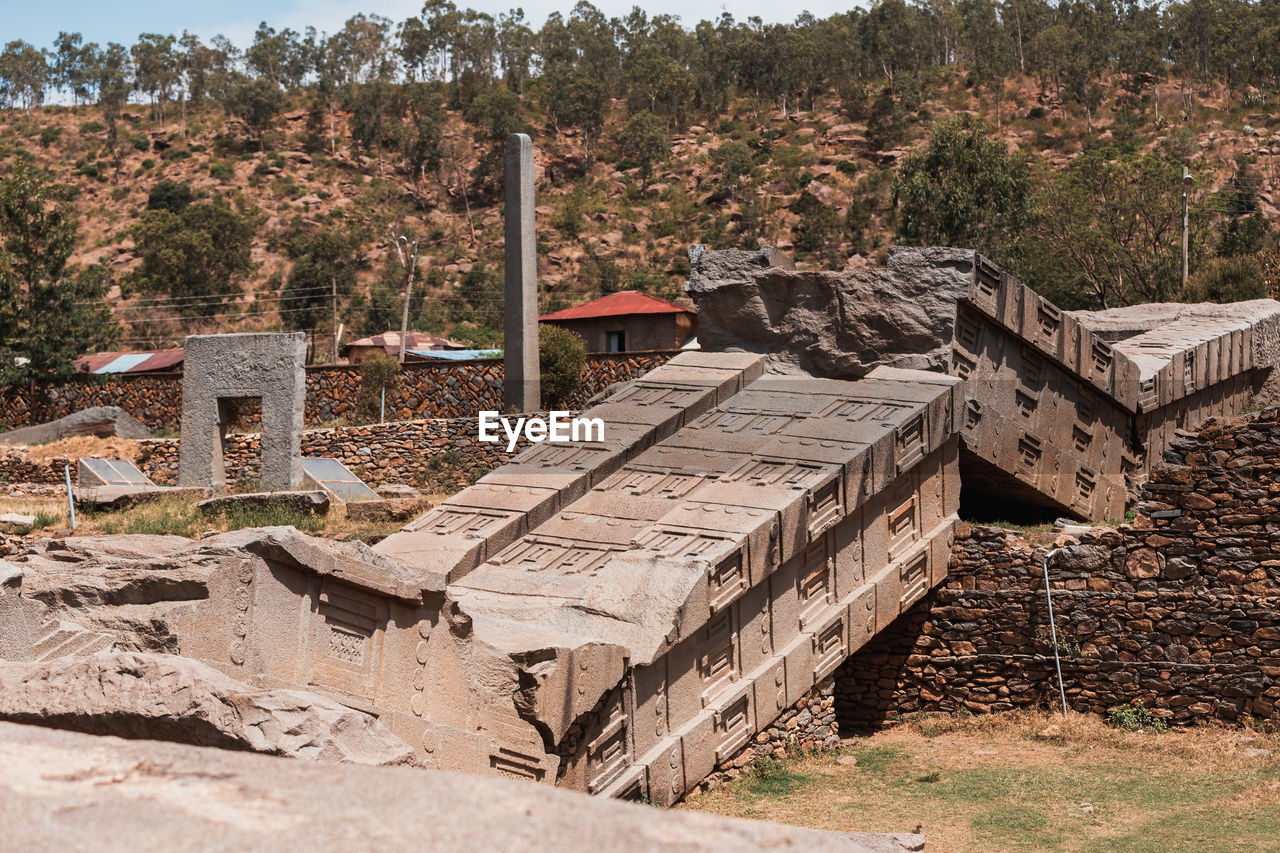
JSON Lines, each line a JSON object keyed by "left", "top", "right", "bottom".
{"left": 135, "top": 416, "right": 542, "bottom": 493}
{"left": 0, "top": 352, "right": 676, "bottom": 432}
{"left": 837, "top": 408, "right": 1280, "bottom": 730}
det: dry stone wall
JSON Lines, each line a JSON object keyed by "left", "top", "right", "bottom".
{"left": 0, "top": 352, "right": 676, "bottom": 433}
{"left": 134, "top": 417, "right": 535, "bottom": 493}
{"left": 836, "top": 409, "right": 1280, "bottom": 729}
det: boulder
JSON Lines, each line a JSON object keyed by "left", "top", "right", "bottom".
{"left": 72, "top": 485, "right": 211, "bottom": 510}
{"left": 0, "top": 720, "right": 924, "bottom": 852}
{"left": 345, "top": 497, "right": 429, "bottom": 523}
{"left": 0, "top": 652, "right": 417, "bottom": 766}
{"left": 197, "top": 490, "right": 330, "bottom": 516}
{"left": 0, "top": 406, "right": 152, "bottom": 444}
{"left": 685, "top": 245, "right": 972, "bottom": 379}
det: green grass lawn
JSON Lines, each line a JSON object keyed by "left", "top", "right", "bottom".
{"left": 681, "top": 711, "right": 1280, "bottom": 852}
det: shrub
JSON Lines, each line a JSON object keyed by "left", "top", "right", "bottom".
{"left": 356, "top": 352, "right": 401, "bottom": 422}
{"left": 1107, "top": 700, "right": 1169, "bottom": 733}
{"left": 39, "top": 126, "right": 61, "bottom": 147}
{"left": 539, "top": 325, "right": 586, "bottom": 408}
{"left": 1182, "top": 255, "right": 1268, "bottom": 303}
{"left": 129, "top": 134, "right": 150, "bottom": 152}
{"left": 209, "top": 162, "right": 233, "bottom": 180}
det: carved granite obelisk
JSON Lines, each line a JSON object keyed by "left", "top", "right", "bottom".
{"left": 503, "top": 133, "right": 540, "bottom": 412}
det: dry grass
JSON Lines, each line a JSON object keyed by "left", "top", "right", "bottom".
{"left": 0, "top": 491, "right": 437, "bottom": 543}
{"left": 681, "top": 710, "right": 1280, "bottom": 852}
{"left": 0, "top": 435, "right": 144, "bottom": 461}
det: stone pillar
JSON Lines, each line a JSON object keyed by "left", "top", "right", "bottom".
{"left": 503, "top": 133, "right": 539, "bottom": 413}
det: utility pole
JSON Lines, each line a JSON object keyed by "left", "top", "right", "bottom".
{"left": 392, "top": 234, "right": 419, "bottom": 365}
{"left": 1182, "top": 167, "right": 1193, "bottom": 290}
{"left": 331, "top": 275, "right": 339, "bottom": 363}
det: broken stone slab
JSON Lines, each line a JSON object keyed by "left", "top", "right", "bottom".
{"left": 344, "top": 497, "right": 429, "bottom": 523}
{"left": 197, "top": 490, "right": 330, "bottom": 516}
{"left": 685, "top": 245, "right": 973, "bottom": 379}
{"left": 0, "top": 513, "right": 37, "bottom": 530}
{"left": 376, "top": 483, "right": 422, "bottom": 499}
{"left": 0, "top": 406, "right": 152, "bottom": 444}
{"left": 72, "top": 485, "right": 211, "bottom": 510}
{"left": 0, "top": 652, "right": 418, "bottom": 766}
{"left": 0, "top": 721, "right": 922, "bottom": 852}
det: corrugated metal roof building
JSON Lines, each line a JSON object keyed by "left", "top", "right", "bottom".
{"left": 344, "top": 332, "right": 467, "bottom": 364}
{"left": 74, "top": 348, "right": 185, "bottom": 375}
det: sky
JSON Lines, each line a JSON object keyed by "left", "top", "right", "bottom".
{"left": 9, "top": 0, "right": 851, "bottom": 52}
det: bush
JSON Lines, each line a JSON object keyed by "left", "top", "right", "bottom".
{"left": 539, "top": 325, "right": 586, "bottom": 408}
{"left": 1107, "top": 700, "right": 1169, "bottom": 733}
{"left": 1182, "top": 255, "right": 1268, "bottom": 303}
{"left": 209, "top": 162, "right": 233, "bottom": 180}
{"left": 356, "top": 352, "right": 401, "bottom": 422}
{"left": 39, "top": 126, "right": 61, "bottom": 147}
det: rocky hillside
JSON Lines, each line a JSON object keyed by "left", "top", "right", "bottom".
{"left": 2, "top": 72, "right": 1278, "bottom": 350}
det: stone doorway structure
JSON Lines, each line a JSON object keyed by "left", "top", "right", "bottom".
{"left": 177, "top": 333, "right": 306, "bottom": 492}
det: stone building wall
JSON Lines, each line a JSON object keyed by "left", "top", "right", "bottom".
{"left": 0, "top": 352, "right": 676, "bottom": 432}
{"left": 837, "top": 408, "right": 1280, "bottom": 730}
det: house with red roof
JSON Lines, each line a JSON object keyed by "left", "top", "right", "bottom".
{"left": 538, "top": 290, "right": 697, "bottom": 353}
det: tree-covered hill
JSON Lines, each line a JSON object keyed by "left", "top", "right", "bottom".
{"left": 0, "top": 0, "right": 1278, "bottom": 372}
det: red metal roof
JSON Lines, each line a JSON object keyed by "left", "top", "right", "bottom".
{"left": 539, "top": 290, "right": 695, "bottom": 322}
{"left": 74, "top": 348, "right": 185, "bottom": 374}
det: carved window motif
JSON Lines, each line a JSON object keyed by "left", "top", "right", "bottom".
{"left": 587, "top": 691, "right": 630, "bottom": 794}
{"left": 729, "top": 458, "right": 824, "bottom": 490}
{"left": 965, "top": 399, "right": 983, "bottom": 430}
{"left": 899, "top": 553, "right": 929, "bottom": 609}
{"left": 709, "top": 552, "right": 746, "bottom": 613}
{"left": 951, "top": 351, "right": 977, "bottom": 380}
{"left": 1017, "top": 435, "right": 1043, "bottom": 478}
{"left": 895, "top": 414, "right": 926, "bottom": 473}
{"left": 813, "top": 617, "right": 848, "bottom": 680}
{"left": 1036, "top": 303, "right": 1061, "bottom": 342}
{"left": 797, "top": 540, "right": 831, "bottom": 625}
{"left": 1183, "top": 352, "right": 1197, "bottom": 395}
{"left": 1091, "top": 340, "right": 1114, "bottom": 375}
{"left": 807, "top": 476, "right": 843, "bottom": 538}
{"left": 888, "top": 482, "right": 919, "bottom": 561}
{"left": 637, "top": 527, "right": 734, "bottom": 561}
{"left": 1072, "top": 425, "right": 1093, "bottom": 454}
{"left": 1021, "top": 350, "right": 1045, "bottom": 389}
{"left": 408, "top": 505, "right": 512, "bottom": 536}
{"left": 1075, "top": 469, "right": 1097, "bottom": 512}
{"left": 492, "top": 537, "right": 617, "bottom": 576}
{"left": 1077, "top": 389, "right": 1098, "bottom": 424}
{"left": 698, "top": 612, "right": 738, "bottom": 705}
{"left": 954, "top": 314, "right": 981, "bottom": 352}
{"left": 490, "top": 746, "right": 547, "bottom": 782}
{"left": 1014, "top": 390, "right": 1037, "bottom": 419}
{"left": 714, "top": 695, "right": 752, "bottom": 763}
{"left": 311, "top": 582, "right": 382, "bottom": 698}
{"left": 1138, "top": 378, "right": 1158, "bottom": 409}
{"left": 973, "top": 258, "right": 1000, "bottom": 306}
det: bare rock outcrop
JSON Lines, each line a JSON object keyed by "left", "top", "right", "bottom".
{"left": 0, "top": 721, "right": 923, "bottom": 852}
{"left": 0, "top": 652, "right": 418, "bottom": 766}
{"left": 685, "top": 244, "right": 973, "bottom": 378}
{"left": 0, "top": 405, "right": 152, "bottom": 444}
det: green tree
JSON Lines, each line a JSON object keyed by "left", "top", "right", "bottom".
{"left": 128, "top": 199, "right": 257, "bottom": 314}
{"left": 893, "top": 116, "right": 1030, "bottom": 265}
{"left": 280, "top": 227, "right": 364, "bottom": 332}
{"left": 1182, "top": 255, "right": 1268, "bottom": 303}
{"left": 0, "top": 164, "right": 116, "bottom": 386}
{"left": 225, "top": 74, "right": 285, "bottom": 149}
{"left": 0, "top": 40, "right": 49, "bottom": 111}
{"left": 1027, "top": 149, "right": 1195, "bottom": 307}
{"left": 539, "top": 324, "right": 586, "bottom": 407}
{"left": 712, "top": 140, "right": 754, "bottom": 200}
{"left": 146, "top": 179, "right": 195, "bottom": 214}
{"left": 618, "top": 110, "right": 670, "bottom": 190}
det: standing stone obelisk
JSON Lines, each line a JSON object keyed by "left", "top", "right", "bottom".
{"left": 504, "top": 133, "right": 540, "bottom": 412}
